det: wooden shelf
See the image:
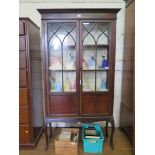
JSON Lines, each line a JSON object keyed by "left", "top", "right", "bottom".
{"left": 83, "top": 44, "right": 109, "bottom": 49}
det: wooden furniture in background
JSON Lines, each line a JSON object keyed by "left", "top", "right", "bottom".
{"left": 38, "top": 9, "right": 120, "bottom": 150}
{"left": 19, "top": 18, "right": 43, "bottom": 148}
{"left": 120, "top": 0, "right": 135, "bottom": 153}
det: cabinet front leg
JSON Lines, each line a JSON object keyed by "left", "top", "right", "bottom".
{"left": 110, "top": 119, "right": 115, "bottom": 150}
{"left": 105, "top": 121, "right": 108, "bottom": 138}
{"left": 44, "top": 124, "right": 48, "bottom": 151}
{"left": 49, "top": 123, "right": 52, "bottom": 138}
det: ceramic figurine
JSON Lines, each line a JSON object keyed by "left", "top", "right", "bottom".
{"left": 99, "top": 56, "right": 109, "bottom": 69}
{"left": 83, "top": 58, "right": 88, "bottom": 70}
{"left": 49, "top": 56, "right": 62, "bottom": 70}
{"left": 64, "top": 77, "right": 71, "bottom": 91}
{"left": 49, "top": 76, "right": 55, "bottom": 91}
{"left": 100, "top": 79, "right": 106, "bottom": 90}
{"left": 88, "top": 56, "right": 95, "bottom": 69}
{"left": 55, "top": 81, "right": 62, "bottom": 92}
{"left": 65, "top": 53, "right": 75, "bottom": 69}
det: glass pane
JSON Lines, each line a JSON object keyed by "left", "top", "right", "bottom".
{"left": 62, "top": 23, "right": 76, "bottom": 70}
{"left": 83, "top": 46, "right": 95, "bottom": 70}
{"left": 49, "top": 71, "right": 62, "bottom": 92}
{"left": 96, "top": 71, "right": 108, "bottom": 91}
{"left": 63, "top": 38, "right": 76, "bottom": 70}
{"left": 82, "top": 22, "right": 110, "bottom": 71}
{"left": 63, "top": 72, "right": 76, "bottom": 92}
{"left": 47, "top": 22, "right": 77, "bottom": 93}
{"left": 82, "top": 71, "right": 95, "bottom": 91}
{"left": 83, "top": 22, "right": 110, "bottom": 45}
{"left": 48, "top": 23, "right": 62, "bottom": 70}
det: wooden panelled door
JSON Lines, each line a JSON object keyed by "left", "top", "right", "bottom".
{"left": 46, "top": 20, "right": 80, "bottom": 116}
{"left": 80, "top": 21, "right": 112, "bottom": 116}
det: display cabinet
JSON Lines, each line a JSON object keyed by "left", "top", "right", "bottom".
{"left": 19, "top": 18, "right": 43, "bottom": 148}
{"left": 38, "top": 9, "right": 120, "bottom": 150}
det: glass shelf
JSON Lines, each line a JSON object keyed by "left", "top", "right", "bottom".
{"left": 82, "top": 69, "right": 109, "bottom": 71}
{"left": 49, "top": 69, "right": 76, "bottom": 71}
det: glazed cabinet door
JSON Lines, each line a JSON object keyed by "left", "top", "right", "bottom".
{"left": 45, "top": 21, "right": 80, "bottom": 116}
{"left": 80, "top": 21, "right": 113, "bottom": 116}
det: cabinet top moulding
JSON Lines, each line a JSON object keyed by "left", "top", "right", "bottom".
{"left": 37, "top": 9, "right": 120, "bottom": 20}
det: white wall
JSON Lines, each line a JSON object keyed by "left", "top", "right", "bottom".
{"left": 19, "top": 0, "right": 125, "bottom": 127}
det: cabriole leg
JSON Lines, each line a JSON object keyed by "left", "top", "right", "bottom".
{"left": 44, "top": 124, "right": 48, "bottom": 151}
{"left": 110, "top": 119, "right": 115, "bottom": 150}
{"left": 49, "top": 123, "right": 52, "bottom": 138}
{"left": 105, "top": 121, "right": 108, "bottom": 138}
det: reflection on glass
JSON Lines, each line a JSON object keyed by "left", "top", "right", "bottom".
{"left": 82, "top": 72, "right": 95, "bottom": 91}
{"left": 48, "top": 36, "right": 62, "bottom": 70}
{"left": 96, "top": 71, "right": 108, "bottom": 91}
{"left": 63, "top": 72, "right": 76, "bottom": 92}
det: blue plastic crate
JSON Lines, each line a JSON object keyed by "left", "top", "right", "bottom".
{"left": 82, "top": 124, "right": 104, "bottom": 153}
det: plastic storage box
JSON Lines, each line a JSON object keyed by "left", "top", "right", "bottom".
{"left": 82, "top": 124, "right": 104, "bottom": 153}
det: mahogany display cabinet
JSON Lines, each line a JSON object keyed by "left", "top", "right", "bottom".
{"left": 38, "top": 9, "right": 120, "bottom": 150}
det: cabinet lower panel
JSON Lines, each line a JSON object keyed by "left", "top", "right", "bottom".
{"left": 50, "top": 95, "right": 78, "bottom": 115}
{"left": 81, "top": 94, "right": 109, "bottom": 115}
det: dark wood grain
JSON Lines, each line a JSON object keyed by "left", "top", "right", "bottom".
{"left": 19, "top": 52, "right": 26, "bottom": 69}
{"left": 19, "top": 70, "right": 27, "bottom": 87}
{"left": 19, "top": 107, "right": 29, "bottom": 124}
{"left": 50, "top": 95, "right": 78, "bottom": 115}
{"left": 19, "top": 88, "right": 28, "bottom": 106}
{"left": 19, "top": 125, "right": 30, "bottom": 144}
{"left": 81, "top": 94, "right": 109, "bottom": 115}
{"left": 37, "top": 9, "right": 120, "bottom": 21}
{"left": 19, "top": 21, "right": 26, "bottom": 36}
{"left": 19, "top": 37, "right": 26, "bottom": 51}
